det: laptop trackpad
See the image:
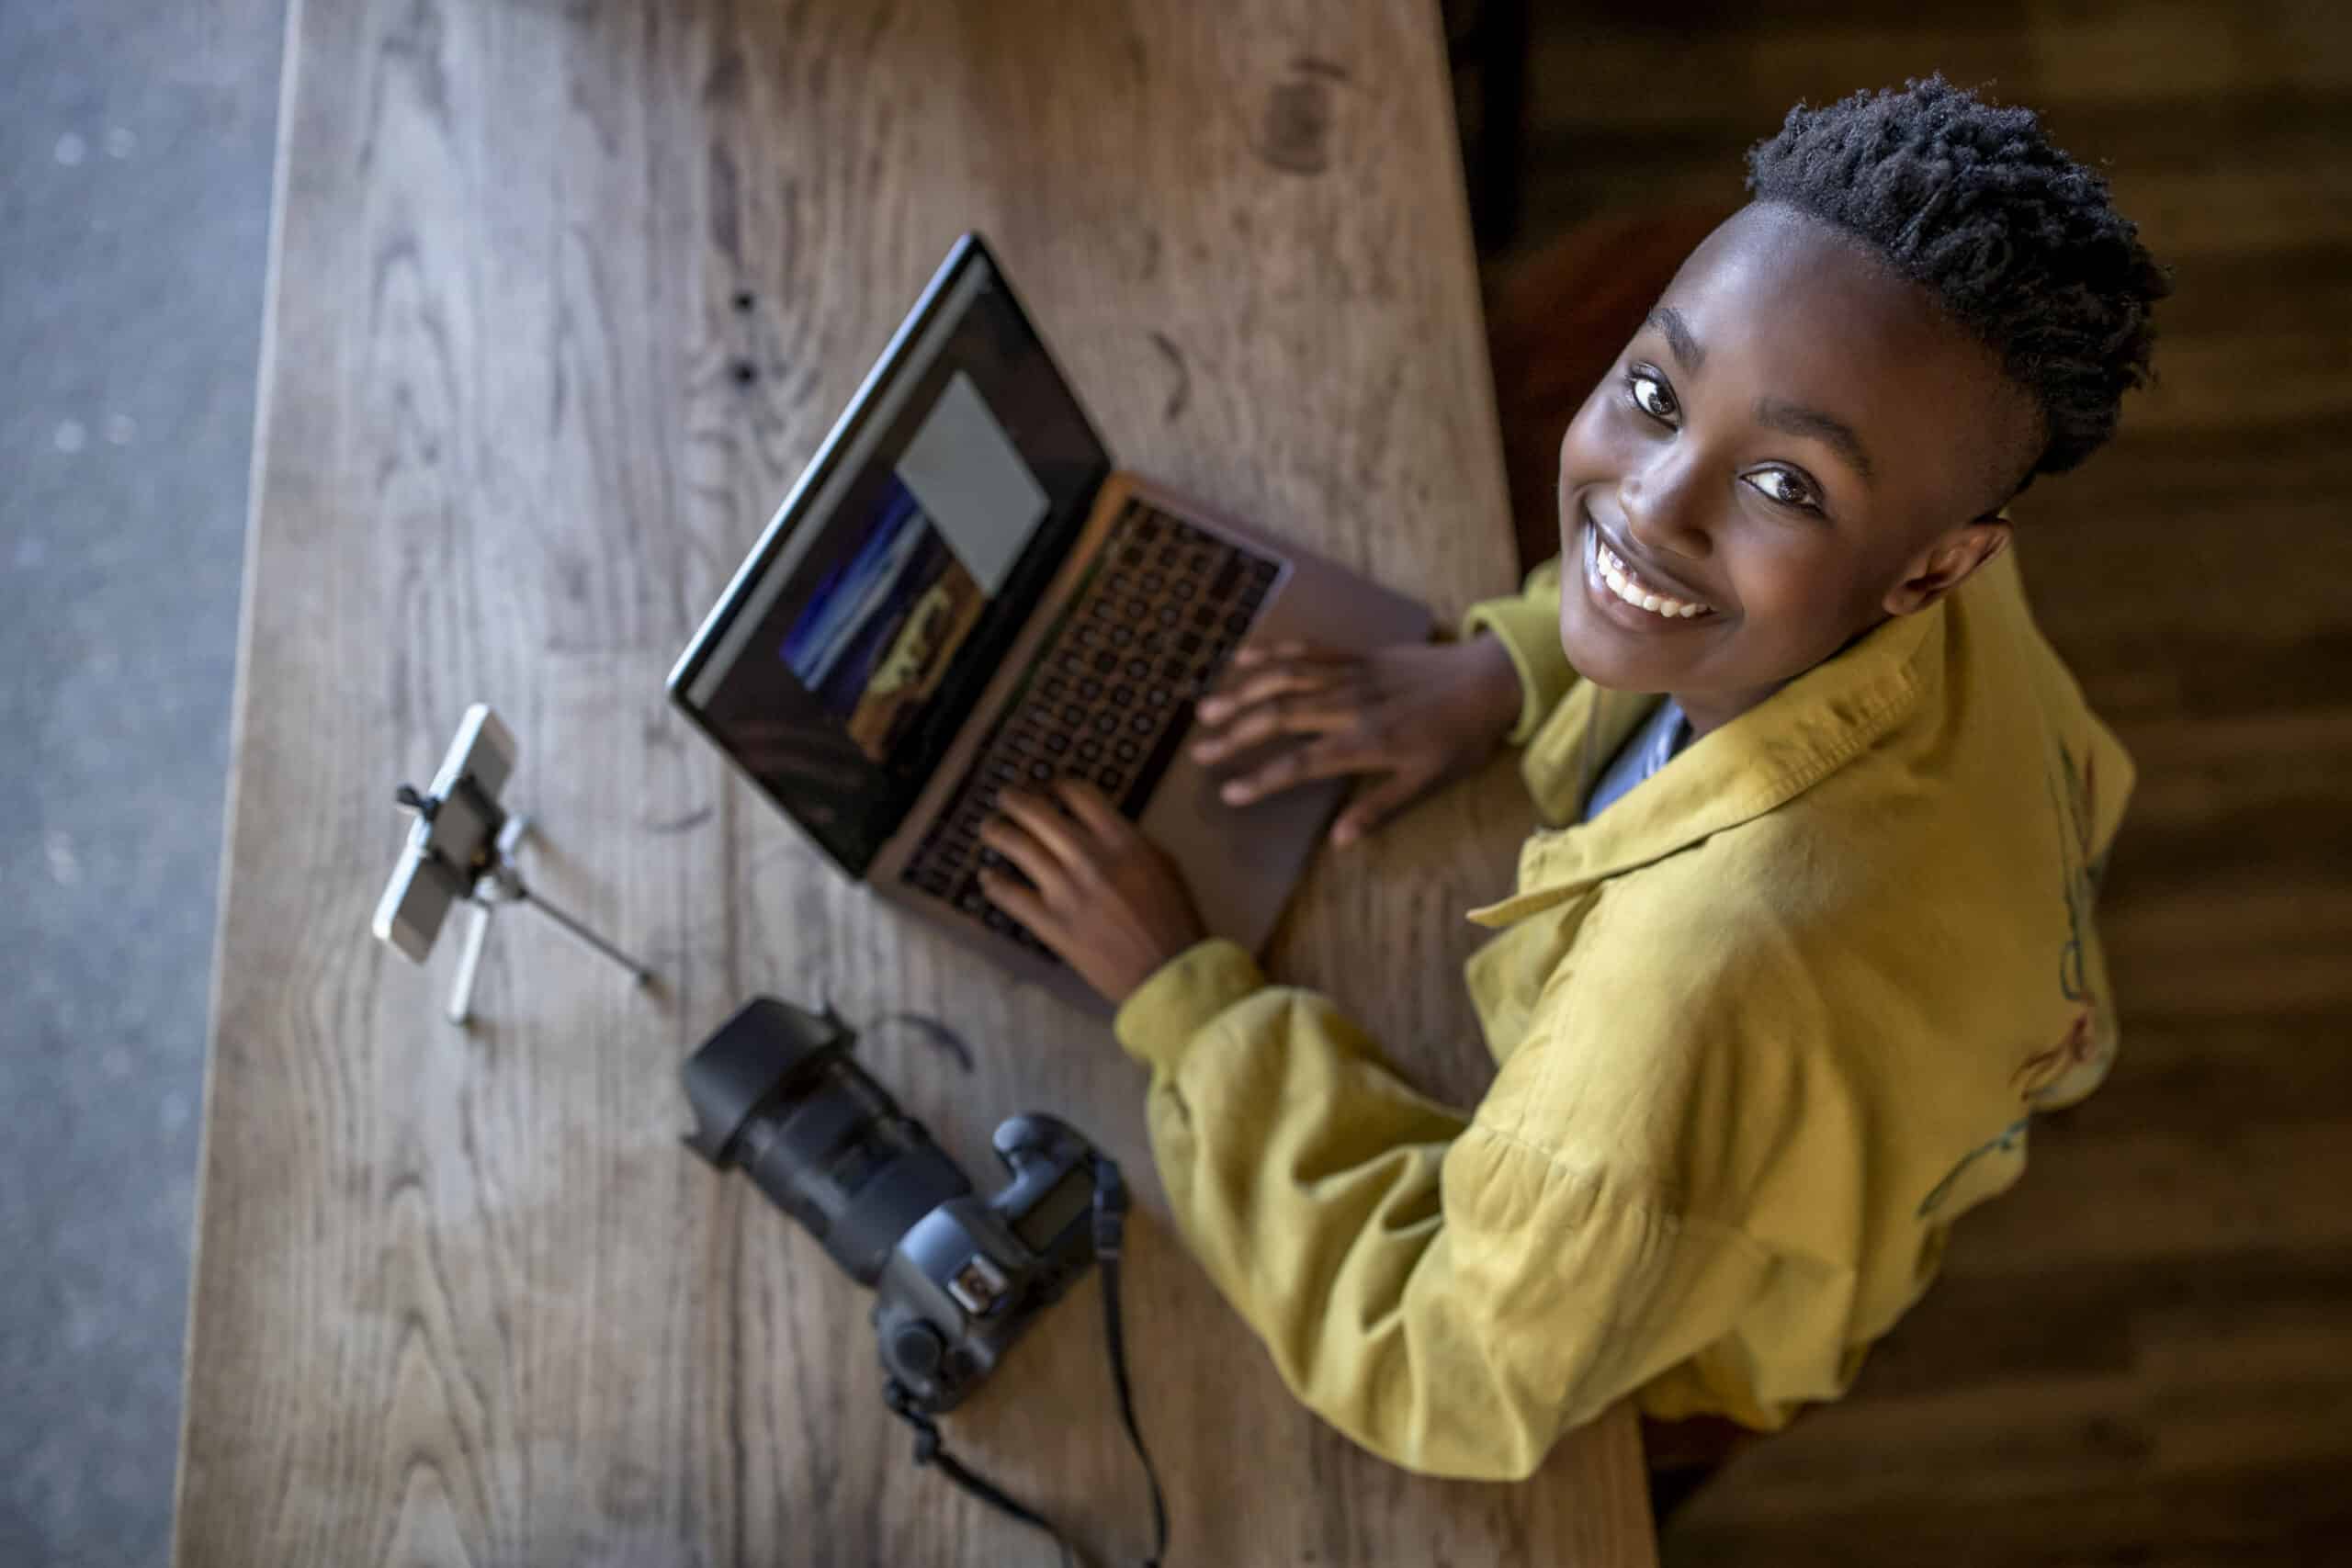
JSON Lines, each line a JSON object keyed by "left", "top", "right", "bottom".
{"left": 1135, "top": 549, "right": 1430, "bottom": 958}
{"left": 1137, "top": 749, "right": 1345, "bottom": 957}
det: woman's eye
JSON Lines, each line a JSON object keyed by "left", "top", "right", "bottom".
{"left": 1627, "top": 368, "right": 1678, "bottom": 422}
{"left": 1746, "top": 468, "right": 1820, "bottom": 511}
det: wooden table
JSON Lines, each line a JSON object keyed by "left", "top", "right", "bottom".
{"left": 175, "top": 3, "right": 1657, "bottom": 1562}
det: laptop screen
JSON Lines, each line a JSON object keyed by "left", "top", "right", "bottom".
{"left": 673, "top": 238, "right": 1113, "bottom": 876}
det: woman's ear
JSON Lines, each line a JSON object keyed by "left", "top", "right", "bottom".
{"left": 1883, "top": 512, "right": 2012, "bottom": 617}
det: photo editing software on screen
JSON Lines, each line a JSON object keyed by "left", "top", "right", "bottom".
{"left": 687, "top": 256, "right": 1109, "bottom": 871}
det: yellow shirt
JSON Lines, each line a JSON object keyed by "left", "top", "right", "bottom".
{"left": 1112, "top": 549, "right": 2133, "bottom": 1480}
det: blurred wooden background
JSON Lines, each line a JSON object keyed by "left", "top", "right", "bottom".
{"left": 1456, "top": 3, "right": 2352, "bottom": 1562}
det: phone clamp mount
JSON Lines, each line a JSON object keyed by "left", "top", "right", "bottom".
{"left": 372, "top": 704, "right": 655, "bottom": 1026}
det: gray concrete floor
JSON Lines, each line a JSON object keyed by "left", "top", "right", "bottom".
{"left": 1, "top": 2, "right": 283, "bottom": 1563}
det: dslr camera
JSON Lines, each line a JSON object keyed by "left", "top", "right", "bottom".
{"left": 682, "top": 997, "right": 1107, "bottom": 1413}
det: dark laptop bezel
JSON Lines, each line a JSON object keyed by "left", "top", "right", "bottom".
{"left": 664, "top": 232, "right": 1114, "bottom": 880}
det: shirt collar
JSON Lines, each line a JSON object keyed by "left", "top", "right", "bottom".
{"left": 1466, "top": 600, "right": 1946, "bottom": 927}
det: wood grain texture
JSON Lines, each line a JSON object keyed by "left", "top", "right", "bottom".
{"left": 1485, "top": 4, "right": 2352, "bottom": 1562}
{"left": 175, "top": 1, "right": 1655, "bottom": 1564}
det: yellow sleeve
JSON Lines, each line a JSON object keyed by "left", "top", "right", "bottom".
{"left": 1459, "top": 555, "right": 1573, "bottom": 745}
{"left": 1113, "top": 938, "right": 1774, "bottom": 1479}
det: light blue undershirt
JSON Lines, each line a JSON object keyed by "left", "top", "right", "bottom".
{"left": 1582, "top": 697, "right": 1692, "bottom": 821}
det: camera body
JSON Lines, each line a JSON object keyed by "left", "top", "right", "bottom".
{"left": 683, "top": 997, "right": 1102, "bottom": 1413}
{"left": 870, "top": 1114, "right": 1100, "bottom": 1409}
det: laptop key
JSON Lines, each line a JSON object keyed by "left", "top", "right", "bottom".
{"left": 1208, "top": 556, "right": 1242, "bottom": 602}
{"left": 1115, "top": 696, "right": 1200, "bottom": 818}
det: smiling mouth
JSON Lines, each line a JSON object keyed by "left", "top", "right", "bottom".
{"left": 1581, "top": 514, "right": 1718, "bottom": 621}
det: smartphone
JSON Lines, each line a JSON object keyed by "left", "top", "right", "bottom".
{"left": 371, "top": 704, "right": 517, "bottom": 962}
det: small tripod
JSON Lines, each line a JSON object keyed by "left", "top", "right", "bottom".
{"left": 392, "top": 782, "right": 654, "bottom": 1026}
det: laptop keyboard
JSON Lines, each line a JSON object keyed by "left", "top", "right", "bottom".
{"left": 900, "top": 501, "right": 1282, "bottom": 960}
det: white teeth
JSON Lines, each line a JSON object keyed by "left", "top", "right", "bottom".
{"left": 1595, "top": 541, "right": 1708, "bottom": 620}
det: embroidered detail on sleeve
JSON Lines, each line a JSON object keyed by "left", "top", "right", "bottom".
{"left": 2011, "top": 1009, "right": 2099, "bottom": 1100}
{"left": 1917, "top": 1116, "right": 2030, "bottom": 1220}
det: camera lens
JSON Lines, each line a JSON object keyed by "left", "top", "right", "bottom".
{"left": 735, "top": 1059, "right": 969, "bottom": 1283}
{"left": 684, "top": 998, "right": 971, "bottom": 1284}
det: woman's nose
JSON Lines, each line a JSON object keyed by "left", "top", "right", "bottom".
{"left": 1619, "top": 446, "right": 1713, "bottom": 559}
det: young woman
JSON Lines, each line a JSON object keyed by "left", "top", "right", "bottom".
{"left": 975, "top": 78, "right": 2167, "bottom": 1485}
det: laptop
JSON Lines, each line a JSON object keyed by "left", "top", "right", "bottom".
{"left": 667, "top": 233, "right": 1429, "bottom": 1010}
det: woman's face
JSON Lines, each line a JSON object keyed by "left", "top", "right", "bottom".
{"left": 1554, "top": 202, "right": 2041, "bottom": 731}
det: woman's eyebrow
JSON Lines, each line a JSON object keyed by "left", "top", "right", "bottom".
{"left": 1755, "top": 396, "right": 1876, "bottom": 483}
{"left": 1646, "top": 305, "right": 1874, "bottom": 483}
{"left": 1646, "top": 307, "right": 1704, "bottom": 370}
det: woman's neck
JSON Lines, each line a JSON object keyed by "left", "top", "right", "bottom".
{"left": 1673, "top": 681, "right": 1787, "bottom": 739}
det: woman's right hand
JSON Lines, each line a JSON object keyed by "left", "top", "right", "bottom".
{"left": 1187, "top": 632, "right": 1525, "bottom": 847}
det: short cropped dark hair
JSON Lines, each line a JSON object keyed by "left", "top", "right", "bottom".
{"left": 1746, "top": 75, "right": 2169, "bottom": 483}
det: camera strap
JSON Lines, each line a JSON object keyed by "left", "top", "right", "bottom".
{"left": 883, "top": 1156, "right": 1170, "bottom": 1568}
{"left": 1090, "top": 1157, "right": 1170, "bottom": 1564}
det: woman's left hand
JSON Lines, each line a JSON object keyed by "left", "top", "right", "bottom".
{"left": 978, "top": 780, "right": 1208, "bottom": 1006}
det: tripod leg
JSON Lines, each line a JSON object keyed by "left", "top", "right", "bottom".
{"left": 511, "top": 885, "right": 653, "bottom": 985}
{"left": 449, "top": 900, "right": 494, "bottom": 1025}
